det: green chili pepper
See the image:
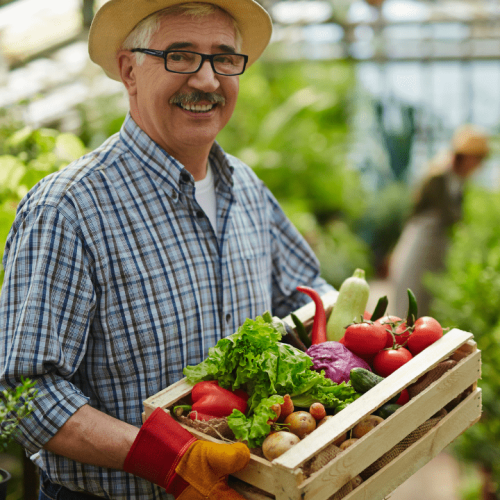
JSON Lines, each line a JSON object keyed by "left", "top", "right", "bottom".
{"left": 370, "top": 295, "right": 389, "bottom": 322}
{"left": 291, "top": 313, "right": 311, "bottom": 348}
{"left": 406, "top": 289, "right": 418, "bottom": 327}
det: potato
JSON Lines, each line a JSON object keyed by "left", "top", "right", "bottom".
{"left": 351, "top": 475, "right": 363, "bottom": 489}
{"left": 352, "top": 415, "right": 384, "bottom": 438}
{"left": 284, "top": 411, "right": 317, "bottom": 439}
{"left": 339, "top": 438, "right": 358, "bottom": 450}
{"left": 317, "top": 415, "right": 334, "bottom": 427}
{"left": 262, "top": 431, "right": 300, "bottom": 461}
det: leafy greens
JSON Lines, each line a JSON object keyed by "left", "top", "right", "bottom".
{"left": 183, "top": 315, "right": 359, "bottom": 447}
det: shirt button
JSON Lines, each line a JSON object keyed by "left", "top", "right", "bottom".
{"left": 180, "top": 173, "right": 190, "bottom": 183}
{"left": 226, "top": 313, "right": 231, "bottom": 323}
{"left": 172, "top": 191, "right": 178, "bottom": 201}
{"left": 196, "top": 210, "right": 204, "bottom": 218}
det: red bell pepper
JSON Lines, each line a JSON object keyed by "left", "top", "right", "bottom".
{"left": 190, "top": 380, "right": 248, "bottom": 418}
{"left": 296, "top": 286, "right": 327, "bottom": 344}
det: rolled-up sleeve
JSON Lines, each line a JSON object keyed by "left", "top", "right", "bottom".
{"left": 0, "top": 203, "right": 95, "bottom": 454}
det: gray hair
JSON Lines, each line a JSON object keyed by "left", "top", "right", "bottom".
{"left": 122, "top": 3, "right": 243, "bottom": 65}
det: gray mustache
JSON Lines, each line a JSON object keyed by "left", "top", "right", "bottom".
{"left": 170, "top": 92, "right": 225, "bottom": 106}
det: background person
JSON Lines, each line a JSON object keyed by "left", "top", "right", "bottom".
{"left": 0, "top": 1, "right": 334, "bottom": 499}
{"left": 388, "top": 124, "right": 489, "bottom": 317}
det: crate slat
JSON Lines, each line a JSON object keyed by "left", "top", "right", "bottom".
{"left": 296, "top": 348, "right": 481, "bottom": 500}
{"left": 341, "top": 388, "right": 482, "bottom": 500}
{"left": 273, "top": 328, "right": 474, "bottom": 471}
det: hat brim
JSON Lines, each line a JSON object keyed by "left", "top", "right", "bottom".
{"left": 89, "top": 0, "right": 273, "bottom": 81}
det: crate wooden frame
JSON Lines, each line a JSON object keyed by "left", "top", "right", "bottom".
{"left": 143, "top": 291, "right": 482, "bottom": 500}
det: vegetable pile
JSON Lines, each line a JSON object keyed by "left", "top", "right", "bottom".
{"left": 177, "top": 270, "right": 451, "bottom": 462}
{"left": 182, "top": 315, "right": 359, "bottom": 448}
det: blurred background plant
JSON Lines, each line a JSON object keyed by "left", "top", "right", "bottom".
{"left": 426, "top": 187, "right": 500, "bottom": 497}
{"left": 0, "top": 110, "right": 87, "bottom": 286}
{"left": 1, "top": 378, "right": 38, "bottom": 450}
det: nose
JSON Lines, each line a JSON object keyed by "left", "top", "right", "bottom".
{"left": 187, "top": 59, "right": 220, "bottom": 92}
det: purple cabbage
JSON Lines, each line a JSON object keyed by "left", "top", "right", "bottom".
{"left": 306, "top": 341, "right": 371, "bottom": 384}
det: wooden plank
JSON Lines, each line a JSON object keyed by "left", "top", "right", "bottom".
{"left": 274, "top": 328, "right": 473, "bottom": 471}
{"left": 143, "top": 377, "right": 194, "bottom": 417}
{"left": 272, "top": 465, "right": 305, "bottom": 500}
{"left": 297, "top": 349, "right": 481, "bottom": 500}
{"left": 341, "top": 388, "right": 482, "bottom": 500}
{"left": 232, "top": 455, "right": 279, "bottom": 496}
{"left": 234, "top": 389, "right": 482, "bottom": 500}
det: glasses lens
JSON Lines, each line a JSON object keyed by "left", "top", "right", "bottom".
{"left": 212, "top": 54, "right": 246, "bottom": 75}
{"left": 166, "top": 51, "right": 201, "bottom": 73}
{"left": 165, "top": 51, "right": 245, "bottom": 75}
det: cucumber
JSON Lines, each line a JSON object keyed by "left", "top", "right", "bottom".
{"left": 326, "top": 269, "right": 370, "bottom": 341}
{"left": 350, "top": 367, "right": 401, "bottom": 403}
{"left": 350, "top": 368, "right": 384, "bottom": 393}
{"left": 375, "top": 403, "right": 401, "bottom": 419}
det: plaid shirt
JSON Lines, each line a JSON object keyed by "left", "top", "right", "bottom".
{"left": 0, "top": 114, "right": 332, "bottom": 498}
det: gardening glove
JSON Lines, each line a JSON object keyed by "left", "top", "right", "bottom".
{"left": 123, "top": 407, "right": 250, "bottom": 499}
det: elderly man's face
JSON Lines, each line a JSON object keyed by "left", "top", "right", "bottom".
{"left": 122, "top": 10, "right": 240, "bottom": 159}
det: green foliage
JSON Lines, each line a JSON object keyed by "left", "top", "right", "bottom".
{"left": 0, "top": 119, "right": 87, "bottom": 287}
{"left": 219, "top": 60, "right": 363, "bottom": 220}
{"left": 217, "top": 60, "right": 372, "bottom": 285}
{"left": 76, "top": 93, "right": 128, "bottom": 150}
{"left": 355, "top": 181, "right": 413, "bottom": 272}
{"left": 426, "top": 187, "right": 500, "bottom": 491}
{"left": 0, "top": 378, "right": 38, "bottom": 449}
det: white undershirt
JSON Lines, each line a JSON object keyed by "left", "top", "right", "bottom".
{"left": 194, "top": 161, "right": 217, "bottom": 232}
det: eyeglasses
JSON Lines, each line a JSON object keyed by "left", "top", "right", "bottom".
{"left": 130, "top": 49, "right": 248, "bottom": 76}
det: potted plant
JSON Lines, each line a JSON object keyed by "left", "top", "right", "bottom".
{"left": 0, "top": 378, "right": 38, "bottom": 500}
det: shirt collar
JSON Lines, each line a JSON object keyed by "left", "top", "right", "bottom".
{"left": 119, "top": 113, "right": 234, "bottom": 194}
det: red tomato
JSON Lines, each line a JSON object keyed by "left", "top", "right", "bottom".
{"left": 393, "top": 322, "right": 412, "bottom": 348}
{"left": 344, "top": 321, "right": 387, "bottom": 357}
{"left": 395, "top": 388, "right": 410, "bottom": 405}
{"left": 407, "top": 317, "right": 443, "bottom": 356}
{"left": 363, "top": 310, "right": 372, "bottom": 320}
{"left": 374, "top": 316, "right": 402, "bottom": 348}
{"left": 373, "top": 347, "right": 413, "bottom": 377}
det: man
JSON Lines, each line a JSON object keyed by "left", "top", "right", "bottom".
{"left": 389, "top": 124, "right": 489, "bottom": 317}
{"left": 0, "top": 1, "right": 333, "bottom": 499}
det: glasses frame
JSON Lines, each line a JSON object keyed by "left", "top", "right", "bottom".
{"left": 130, "top": 49, "right": 249, "bottom": 76}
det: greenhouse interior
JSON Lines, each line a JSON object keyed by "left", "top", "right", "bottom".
{"left": 0, "top": 0, "right": 499, "bottom": 499}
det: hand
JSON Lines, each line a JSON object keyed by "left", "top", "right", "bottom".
{"left": 123, "top": 408, "right": 250, "bottom": 499}
{"left": 175, "top": 440, "right": 250, "bottom": 499}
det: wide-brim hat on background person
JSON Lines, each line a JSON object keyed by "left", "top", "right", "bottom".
{"left": 451, "top": 124, "right": 490, "bottom": 158}
{"left": 88, "top": 0, "right": 273, "bottom": 81}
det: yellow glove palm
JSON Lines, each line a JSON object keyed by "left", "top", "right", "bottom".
{"left": 175, "top": 440, "right": 250, "bottom": 500}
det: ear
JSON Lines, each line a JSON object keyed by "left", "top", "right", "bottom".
{"left": 117, "top": 50, "right": 138, "bottom": 96}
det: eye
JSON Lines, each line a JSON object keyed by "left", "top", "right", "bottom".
{"left": 213, "top": 54, "right": 235, "bottom": 65}
{"left": 168, "top": 52, "right": 189, "bottom": 62}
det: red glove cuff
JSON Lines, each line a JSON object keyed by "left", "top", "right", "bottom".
{"left": 123, "top": 408, "right": 197, "bottom": 492}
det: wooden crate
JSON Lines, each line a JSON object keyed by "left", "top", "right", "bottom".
{"left": 143, "top": 292, "right": 482, "bottom": 500}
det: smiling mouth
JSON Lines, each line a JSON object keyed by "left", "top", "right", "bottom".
{"left": 170, "top": 91, "right": 225, "bottom": 113}
{"left": 177, "top": 102, "right": 217, "bottom": 113}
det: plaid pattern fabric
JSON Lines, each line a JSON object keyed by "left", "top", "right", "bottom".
{"left": 0, "top": 114, "right": 332, "bottom": 498}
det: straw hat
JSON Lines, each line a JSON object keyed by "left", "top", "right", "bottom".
{"left": 89, "top": 0, "right": 273, "bottom": 81}
{"left": 451, "top": 124, "right": 490, "bottom": 157}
